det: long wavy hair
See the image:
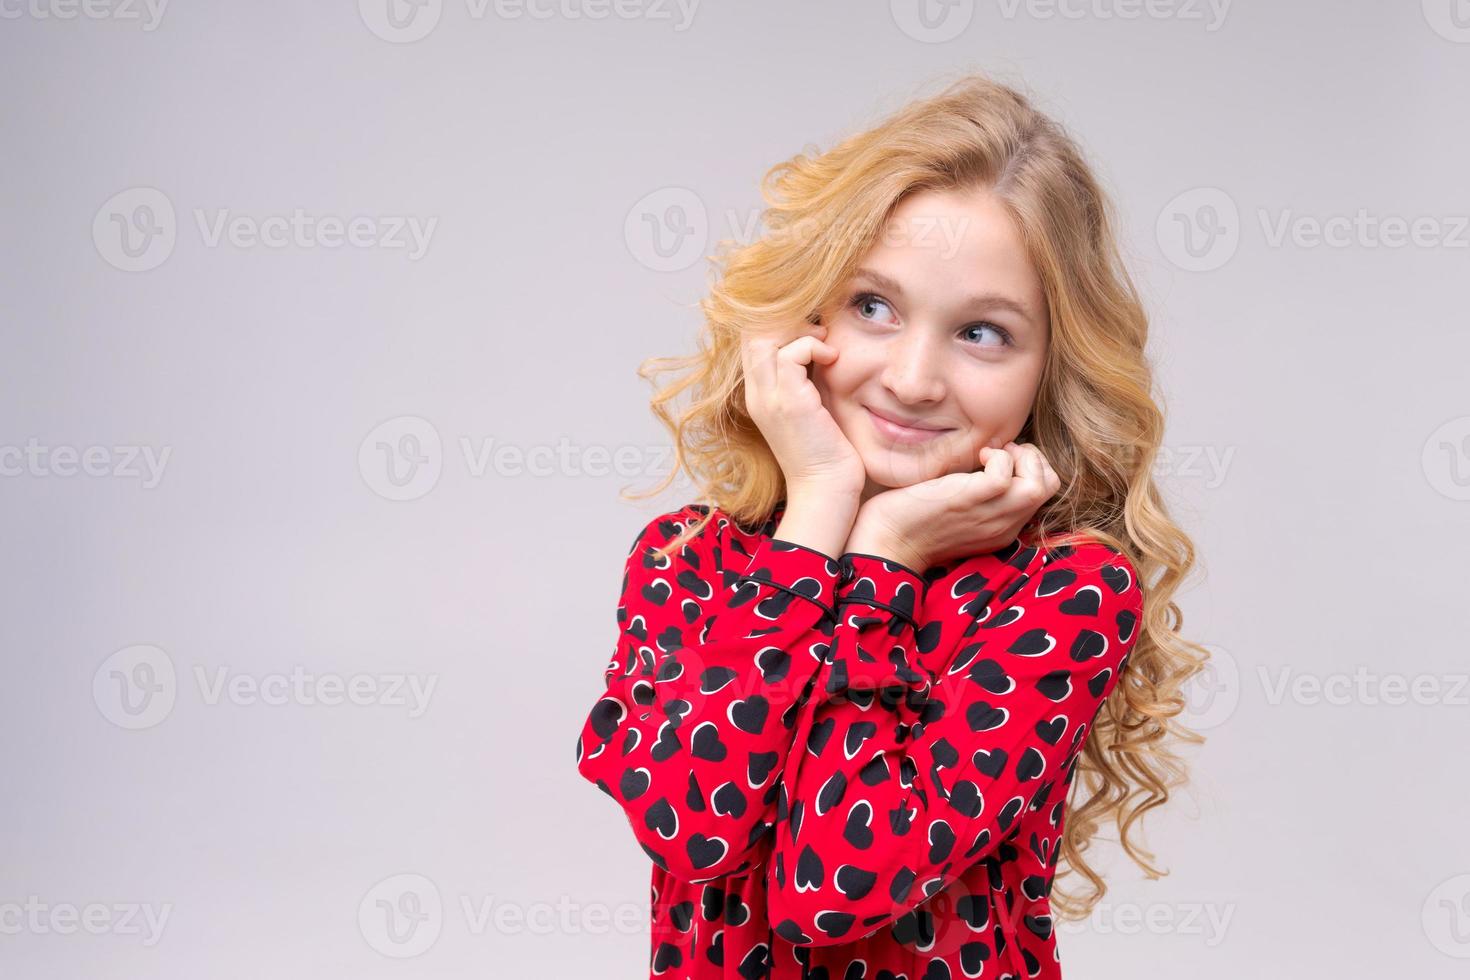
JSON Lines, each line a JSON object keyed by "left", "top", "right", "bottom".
{"left": 622, "top": 70, "right": 1208, "bottom": 919}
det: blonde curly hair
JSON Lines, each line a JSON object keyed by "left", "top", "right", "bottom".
{"left": 622, "top": 70, "right": 1209, "bottom": 919}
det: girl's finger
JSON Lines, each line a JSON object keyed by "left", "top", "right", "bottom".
{"left": 1030, "top": 446, "right": 1060, "bottom": 491}
{"left": 956, "top": 450, "right": 1010, "bottom": 504}
{"left": 774, "top": 336, "right": 832, "bottom": 393}
{"left": 744, "top": 333, "right": 780, "bottom": 402}
{"left": 980, "top": 444, "right": 1015, "bottom": 481}
{"left": 777, "top": 335, "right": 829, "bottom": 359}
{"left": 1011, "top": 442, "right": 1043, "bottom": 483}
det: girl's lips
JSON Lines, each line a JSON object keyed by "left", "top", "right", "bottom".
{"left": 865, "top": 407, "right": 952, "bottom": 444}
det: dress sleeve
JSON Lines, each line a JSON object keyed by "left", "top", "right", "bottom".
{"left": 761, "top": 542, "right": 1145, "bottom": 946}
{"left": 574, "top": 505, "right": 845, "bottom": 882}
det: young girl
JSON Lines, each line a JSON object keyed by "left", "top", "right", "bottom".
{"left": 575, "top": 73, "right": 1206, "bottom": 980}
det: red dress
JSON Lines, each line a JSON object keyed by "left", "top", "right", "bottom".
{"left": 575, "top": 500, "right": 1145, "bottom": 979}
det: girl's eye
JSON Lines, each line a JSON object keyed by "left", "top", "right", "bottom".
{"left": 850, "top": 291, "right": 893, "bottom": 322}
{"left": 961, "top": 322, "right": 1013, "bottom": 348}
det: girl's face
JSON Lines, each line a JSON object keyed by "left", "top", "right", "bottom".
{"left": 811, "top": 186, "right": 1050, "bottom": 503}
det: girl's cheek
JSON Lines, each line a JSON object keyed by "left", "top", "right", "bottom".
{"left": 954, "top": 431, "right": 988, "bottom": 472}
{"left": 812, "top": 372, "right": 846, "bottom": 418}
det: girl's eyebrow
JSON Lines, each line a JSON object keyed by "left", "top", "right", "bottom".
{"left": 852, "top": 267, "right": 1037, "bottom": 324}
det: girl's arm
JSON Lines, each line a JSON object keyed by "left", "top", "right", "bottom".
{"left": 761, "top": 541, "right": 1145, "bottom": 946}
{"left": 574, "top": 505, "right": 848, "bottom": 882}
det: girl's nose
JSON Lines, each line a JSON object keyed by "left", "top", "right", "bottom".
{"left": 880, "top": 328, "right": 946, "bottom": 404}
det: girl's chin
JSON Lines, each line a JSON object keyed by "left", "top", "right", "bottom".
{"left": 848, "top": 433, "right": 973, "bottom": 493}
{"left": 858, "top": 459, "right": 954, "bottom": 492}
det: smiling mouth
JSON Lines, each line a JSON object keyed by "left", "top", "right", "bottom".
{"left": 865, "top": 407, "right": 953, "bottom": 444}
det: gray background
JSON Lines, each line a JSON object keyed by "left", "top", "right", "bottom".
{"left": 3, "top": 1, "right": 1469, "bottom": 976}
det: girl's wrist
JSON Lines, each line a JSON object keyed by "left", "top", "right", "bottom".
{"left": 845, "top": 526, "right": 929, "bottom": 575}
{"left": 774, "top": 486, "right": 859, "bottom": 560}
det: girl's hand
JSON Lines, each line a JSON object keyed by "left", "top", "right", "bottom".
{"left": 847, "top": 442, "right": 1061, "bottom": 572}
{"left": 740, "top": 324, "right": 865, "bottom": 499}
